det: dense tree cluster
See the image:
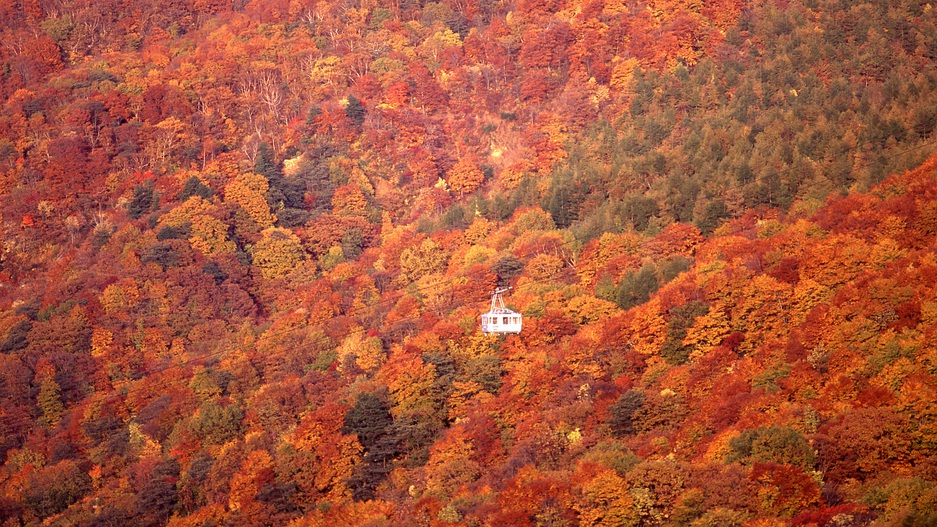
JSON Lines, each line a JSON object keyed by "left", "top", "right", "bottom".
{"left": 2, "top": 0, "right": 937, "bottom": 525}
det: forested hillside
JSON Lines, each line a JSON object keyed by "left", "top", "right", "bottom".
{"left": 2, "top": 0, "right": 937, "bottom": 525}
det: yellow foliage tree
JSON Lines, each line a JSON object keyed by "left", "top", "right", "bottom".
{"left": 224, "top": 172, "right": 276, "bottom": 228}
{"left": 573, "top": 465, "right": 638, "bottom": 527}
{"left": 610, "top": 58, "right": 641, "bottom": 94}
{"left": 447, "top": 334, "right": 497, "bottom": 364}
{"left": 424, "top": 427, "right": 481, "bottom": 497}
{"left": 732, "top": 274, "right": 792, "bottom": 353}
{"left": 629, "top": 298, "right": 668, "bottom": 355}
{"left": 419, "top": 28, "right": 462, "bottom": 70}
{"left": 355, "top": 336, "right": 386, "bottom": 373}
{"left": 228, "top": 449, "right": 275, "bottom": 512}
{"left": 447, "top": 158, "right": 485, "bottom": 197}
{"left": 499, "top": 160, "right": 534, "bottom": 189}
{"left": 789, "top": 278, "right": 831, "bottom": 325}
{"left": 534, "top": 114, "right": 569, "bottom": 175}
{"left": 159, "top": 196, "right": 236, "bottom": 256}
{"left": 400, "top": 238, "right": 448, "bottom": 280}
{"left": 464, "top": 218, "right": 491, "bottom": 244}
{"left": 160, "top": 195, "right": 213, "bottom": 226}
{"left": 252, "top": 227, "right": 306, "bottom": 279}
{"left": 577, "top": 231, "right": 641, "bottom": 285}
{"left": 512, "top": 208, "right": 556, "bottom": 233}
{"left": 682, "top": 302, "right": 732, "bottom": 356}
{"left": 464, "top": 244, "right": 496, "bottom": 266}
{"left": 564, "top": 327, "right": 605, "bottom": 379}
{"left": 447, "top": 380, "right": 494, "bottom": 422}
{"left": 90, "top": 327, "right": 114, "bottom": 358}
{"left": 336, "top": 332, "right": 385, "bottom": 374}
{"left": 566, "top": 295, "right": 620, "bottom": 325}
{"left": 331, "top": 183, "right": 369, "bottom": 217}
{"left": 527, "top": 253, "right": 564, "bottom": 281}
{"left": 189, "top": 214, "right": 236, "bottom": 257}
{"left": 380, "top": 355, "right": 439, "bottom": 420}
{"left": 100, "top": 279, "right": 140, "bottom": 313}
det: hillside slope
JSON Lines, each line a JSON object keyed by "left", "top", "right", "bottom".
{"left": 1, "top": 158, "right": 937, "bottom": 525}
{"left": 2, "top": 0, "right": 937, "bottom": 525}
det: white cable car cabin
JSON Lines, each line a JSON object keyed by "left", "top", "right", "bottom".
{"left": 481, "top": 287, "right": 522, "bottom": 334}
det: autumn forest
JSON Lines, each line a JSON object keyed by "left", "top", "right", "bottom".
{"left": 2, "top": 0, "right": 937, "bottom": 524}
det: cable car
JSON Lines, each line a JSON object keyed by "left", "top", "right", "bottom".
{"left": 481, "top": 287, "right": 522, "bottom": 334}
